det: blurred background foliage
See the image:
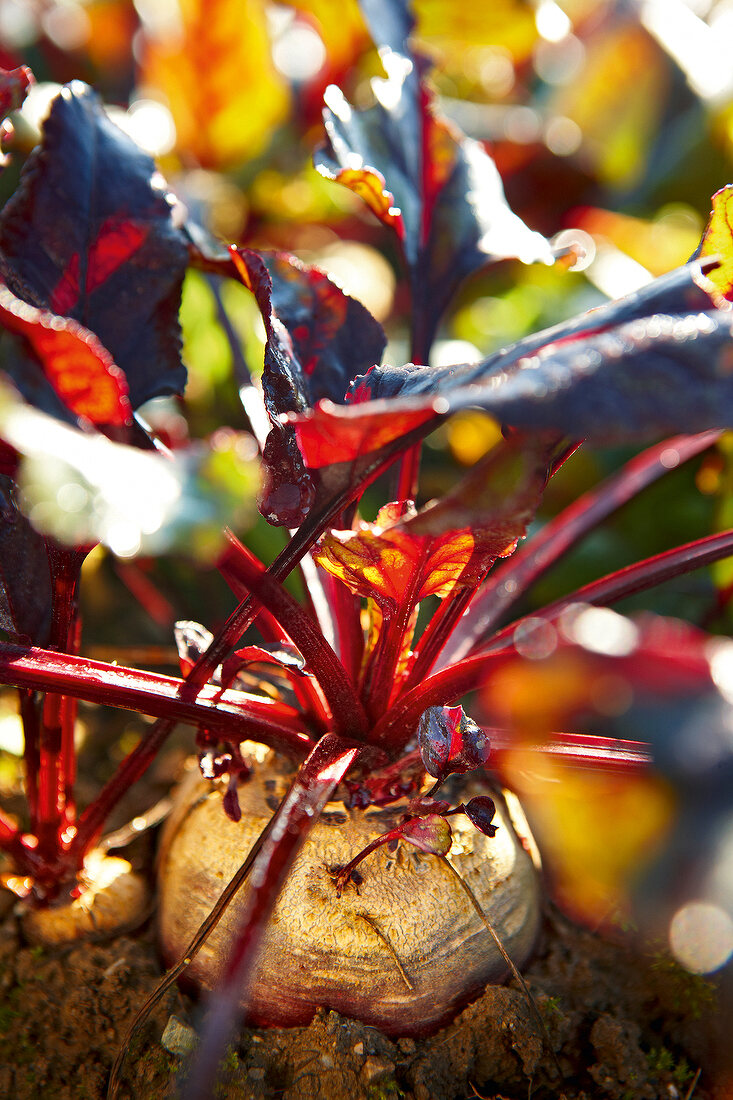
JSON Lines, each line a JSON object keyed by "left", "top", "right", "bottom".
{"left": 2, "top": 0, "right": 733, "bottom": 644}
{"left": 2, "top": 0, "right": 733, "bottom": 941}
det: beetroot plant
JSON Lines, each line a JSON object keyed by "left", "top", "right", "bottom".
{"left": 1, "top": 2, "right": 733, "bottom": 1095}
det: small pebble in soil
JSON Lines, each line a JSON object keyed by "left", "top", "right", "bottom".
{"left": 161, "top": 1014, "right": 197, "bottom": 1057}
{"left": 361, "top": 1055, "right": 396, "bottom": 1084}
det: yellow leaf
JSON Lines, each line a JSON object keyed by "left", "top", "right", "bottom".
{"left": 697, "top": 185, "right": 733, "bottom": 303}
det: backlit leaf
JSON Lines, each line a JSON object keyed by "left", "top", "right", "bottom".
{"left": 0, "top": 281, "right": 132, "bottom": 427}
{"left": 696, "top": 184, "right": 733, "bottom": 303}
{"left": 314, "top": 436, "right": 550, "bottom": 609}
{"left": 0, "top": 395, "right": 258, "bottom": 559}
{"left": 229, "top": 246, "right": 386, "bottom": 526}
{"left": 314, "top": 503, "right": 483, "bottom": 605}
{"left": 0, "top": 82, "right": 188, "bottom": 409}
{"left": 315, "top": 0, "right": 551, "bottom": 350}
{"left": 292, "top": 398, "right": 436, "bottom": 469}
{"left": 293, "top": 259, "right": 733, "bottom": 469}
{"left": 400, "top": 812, "right": 452, "bottom": 855}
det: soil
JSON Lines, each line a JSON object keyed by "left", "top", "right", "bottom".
{"left": 1, "top": 707, "right": 730, "bottom": 1099}
{"left": 0, "top": 896, "right": 729, "bottom": 1100}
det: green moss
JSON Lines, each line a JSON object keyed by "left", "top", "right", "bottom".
{"left": 649, "top": 953, "right": 716, "bottom": 1019}
{"left": 212, "top": 1044, "right": 243, "bottom": 1098}
{"left": 367, "top": 1080, "right": 405, "bottom": 1100}
{"left": 647, "top": 1046, "right": 693, "bottom": 1090}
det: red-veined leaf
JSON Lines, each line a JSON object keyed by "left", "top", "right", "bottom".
{"left": 291, "top": 396, "right": 436, "bottom": 468}
{"left": 226, "top": 246, "right": 386, "bottom": 526}
{"left": 0, "top": 82, "right": 188, "bottom": 409}
{"left": 315, "top": 0, "right": 551, "bottom": 351}
{"left": 399, "top": 813, "right": 453, "bottom": 855}
{"left": 418, "top": 704, "right": 491, "bottom": 783}
{"left": 293, "top": 259, "right": 733, "bottom": 470}
{"left": 314, "top": 437, "right": 552, "bottom": 608}
{"left": 0, "top": 280, "right": 131, "bottom": 426}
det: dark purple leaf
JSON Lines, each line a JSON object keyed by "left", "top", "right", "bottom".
{"left": 0, "top": 474, "right": 52, "bottom": 644}
{"left": 315, "top": 438, "right": 554, "bottom": 619}
{"left": 228, "top": 246, "right": 385, "bottom": 526}
{"left": 418, "top": 704, "right": 491, "bottom": 782}
{"left": 314, "top": 0, "right": 550, "bottom": 352}
{"left": 0, "top": 82, "right": 188, "bottom": 409}
{"left": 265, "top": 252, "right": 386, "bottom": 406}
{"left": 293, "top": 260, "right": 733, "bottom": 468}
{"left": 464, "top": 796, "right": 498, "bottom": 838}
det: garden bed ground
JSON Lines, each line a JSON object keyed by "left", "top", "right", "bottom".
{"left": 0, "top": 706, "right": 729, "bottom": 1100}
{"left": 0, "top": 889, "right": 728, "bottom": 1100}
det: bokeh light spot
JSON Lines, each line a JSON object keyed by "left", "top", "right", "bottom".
{"left": 669, "top": 901, "right": 733, "bottom": 973}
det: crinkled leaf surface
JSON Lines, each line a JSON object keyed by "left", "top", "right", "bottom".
{"left": 314, "top": 436, "right": 549, "bottom": 608}
{"left": 265, "top": 252, "right": 387, "bottom": 406}
{"left": 315, "top": 0, "right": 551, "bottom": 349}
{"left": 229, "top": 246, "right": 386, "bottom": 526}
{"left": 418, "top": 704, "right": 491, "bottom": 782}
{"left": 0, "top": 82, "right": 188, "bottom": 409}
{"left": 315, "top": 500, "right": 487, "bottom": 605}
{"left": 0, "top": 281, "right": 131, "bottom": 426}
{"left": 0, "top": 473, "right": 52, "bottom": 644}
{"left": 293, "top": 260, "right": 733, "bottom": 468}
